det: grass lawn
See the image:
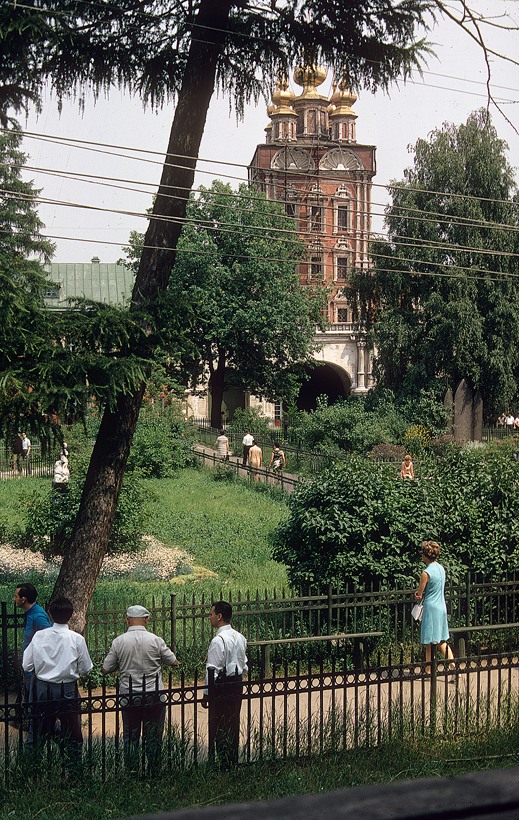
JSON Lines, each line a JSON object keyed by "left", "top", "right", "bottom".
{"left": 0, "top": 726, "right": 517, "bottom": 819}
{"left": 0, "top": 468, "right": 290, "bottom": 605}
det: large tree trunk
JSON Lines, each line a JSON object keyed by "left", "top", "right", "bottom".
{"left": 209, "top": 354, "right": 227, "bottom": 429}
{"left": 52, "top": 0, "right": 234, "bottom": 631}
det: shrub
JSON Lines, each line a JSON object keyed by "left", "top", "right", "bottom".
{"left": 16, "top": 457, "right": 147, "bottom": 557}
{"left": 273, "top": 448, "right": 519, "bottom": 589}
{"left": 288, "top": 390, "right": 450, "bottom": 458}
{"left": 227, "top": 407, "right": 272, "bottom": 440}
{"left": 127, "top": 406, "right": 196, "bottom": 478}
{"left": 403, "top": 424, "right": 430, "bottom": 456}
{"left": 369, "top": 443, "right": 405, "bottom": 462}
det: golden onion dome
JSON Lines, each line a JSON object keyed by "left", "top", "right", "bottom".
{"left": 329, "top": 75, "right": 357, "bottom": 117}
{"left": 293, "top": 64, "right": 327, "bottom": 98}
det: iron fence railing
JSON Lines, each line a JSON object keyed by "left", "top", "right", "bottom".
{"left": 192, "top": 447, "right": 300, "bottom": 492}
{"left": 2, "top": 575, "right": 517, "bottom": 677}
{"left": 0, "top": 449, "right": 56, "bottom": 479}
{"left": 0, "top": 645, "right": 517, "bottom": 782}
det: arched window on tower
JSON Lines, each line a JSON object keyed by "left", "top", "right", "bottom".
{"left": 307, "top": 185, "right": 325, "bottom": 234}
{"left": 333, "top": 238, "right": 352, "bottom": 282}
{"left": 333, "top": 185, "right": 353, "bottom": 234}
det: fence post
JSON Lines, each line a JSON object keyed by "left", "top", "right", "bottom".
{"left": 207, "top": 667, "right": 216, "bottom": 765}
{"left": 170, "top": 593, "right": 176, "bottom": 652}
{"left": 465, "top": 571, "right": 471, "bottom": 628}
{"left": 327, "top": 584, "right": 333, "bottom": 629}
{"left": 429, "top": 652, "right": 437, "bottom": 734}
{"left": 1, "top": 602, "right": 8, "bottom": 691}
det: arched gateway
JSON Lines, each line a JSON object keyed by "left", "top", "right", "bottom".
{"left": 297, "top": 363, "right": 351, "bottom": 411}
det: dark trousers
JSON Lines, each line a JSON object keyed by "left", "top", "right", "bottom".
{"left": 209, "top": 676, "right": 243, "bottom": 769}
{"left": 121, "top": 691, "right": 166, "bottom": 771}
{"left": 33, "top": 679, "right": 83, "bottom": 764}
{"left": 242, "top": 445, "right": 251, "bottom": 466}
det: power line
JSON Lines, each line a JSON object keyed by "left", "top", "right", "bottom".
{"left": 12, "top": 127, "right": 519, "bottom": 213}
{"left": 10, "top": 159, "right": 519, "bottom": 243}
{"left": 2, "top": 218, "right": 518, "bottom": 287}
{"left": 5, "top": 178, "right": 519, "bottom": 269}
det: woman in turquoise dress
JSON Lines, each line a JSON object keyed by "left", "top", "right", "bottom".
{"left": 414, "top": 540, "right": 454, "bottom": 669}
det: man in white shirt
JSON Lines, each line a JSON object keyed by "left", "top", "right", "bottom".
{"left": 242, "top": 430, "right": 254, "bottom": 466}
{"left": 21, "top": 432, "right": 31, "bottom": 475}
{"left": 102, "top": 604, "right": 179, "bottom": 771}
{"left": 22, "top": 597, "right": 93, "bottom": 765}
{"left": 201, "top": 601, "right": 247, "bottom": 769}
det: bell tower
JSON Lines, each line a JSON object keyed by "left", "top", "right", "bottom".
{"left": 248, "top": 64, "right": 376, "bottom": 397}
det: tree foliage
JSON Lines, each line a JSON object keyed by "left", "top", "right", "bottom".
{"left": 348, "top": 110, "right": 519, "bottom": 420}
{"left": 273, "top": 446, "right": 519, "bottom": 589}
{"left": 289, "top": 389, "right": 450, "bottom": 456}
{"left": 1, "top": 0, "right": 434, "bottom": 124}
{"left": 162, "top": 181, "right": 328, "bottom": 426}
{"left": 0, "top": 129, "right": 55, "bottom": 439}
{"left": 0, "top": 128, "right": 155, "bottom": 444}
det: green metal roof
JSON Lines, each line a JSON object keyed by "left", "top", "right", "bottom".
{"left": 43, "top": 257, "right": 135, "bottom": 309}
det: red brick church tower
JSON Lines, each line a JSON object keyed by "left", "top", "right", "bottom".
{"left": 248, "top": 66, "right": 376, "bottom": 405}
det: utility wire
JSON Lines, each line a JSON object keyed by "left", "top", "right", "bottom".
{"left": 4, "top": 181, "right": 519, "bottom": 268}
{"left": 12, "top": 127, "right": 519, "bottom": 213}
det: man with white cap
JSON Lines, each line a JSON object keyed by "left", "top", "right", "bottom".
{"left": 102, "top": 604, "right": 179, "bottom": 771}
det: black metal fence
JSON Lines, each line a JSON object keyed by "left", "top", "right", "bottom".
{"left": 1, "top": 645, "right": 517, "bottom": 782}
{"left": 191, "top": 422, "right": 368, "bottom": 476}
{"left": 3, "top": 574, "right": 517, "bottom": 677}
{"left": 0, "top": 448, "right": 56, "bottom": 479}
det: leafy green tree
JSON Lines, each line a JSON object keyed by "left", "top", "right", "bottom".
{"left": 289, "top": 389, "right": 449, "bottom": 456}
{"left": 349, "top": 110, "right": 519, "bottom": 421}
{"left": 167, "top": 181, "right": 327, "bottom": 427}
{"left": 1, "top": 0, "right": 452, "bottom": 627}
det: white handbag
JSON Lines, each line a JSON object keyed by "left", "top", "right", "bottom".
{"left": 411, "top": 603, "right": 423, "bottom": 621}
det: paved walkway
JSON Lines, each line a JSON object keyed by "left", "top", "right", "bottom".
{"left": 193, "top": 444, "right": 301, "bottom": 493}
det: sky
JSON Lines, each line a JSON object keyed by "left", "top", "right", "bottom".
{"left": 18, "top": 0, "right": 519, "bottom": 264}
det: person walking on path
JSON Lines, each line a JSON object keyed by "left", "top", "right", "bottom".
{"left": 22, "top": 597, "right": 93, "bottom": 767}
{"left": 247, "top": 439, "right": 262, "bottom": 481}
{"left": 201, "top": 601, "right": 247, "bottom": 770}
{"left": 414, "top": 540, "right": 455, "bottom": 674}
{"left": 21, "top": 432, "right": 31, "bottom": 475}
{"left": 102, "top": 604, "right": 179, "bottom": 772}
{"left": 214, "top": 429, "right": 230, "bottom": 462}
{"left": 268, "top": 442, "right": 286, "bottom": 476}
{"left": 13, "top": 583, "right": 52, "bottom": 738}
{"left": 241, "top": 430, "right": 254, "bottom": 466}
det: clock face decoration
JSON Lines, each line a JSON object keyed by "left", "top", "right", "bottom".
{"left": 320, "top": 148, "right": 363, "bottom": 171}
{"left": 271, "top": 147, "right": 315, "bottom": 171}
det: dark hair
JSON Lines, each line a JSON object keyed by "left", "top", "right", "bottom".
{"left": 212, "top": 600, "right": 232, "bottom": 623}
{"left": 273, "top": 442, "right": 280, "bottom": 449}
{"left": 16, "top": 583, "right": 38, "bottom": 603}
{"left": 219, "top": 429, "right": 225, "bottom": 435}
{"left": 48, "top": 597, "right": 73, "bottom": 624}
